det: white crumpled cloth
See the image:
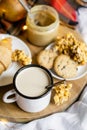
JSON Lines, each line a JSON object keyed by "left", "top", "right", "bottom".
{"left": 0, "top": 85, "right": 87, "bottom": 130}
{"left": 0, "top": 7, "right": 87, "bottom": 130}
{"left": 77, "top": 7, "right": 87, "bottom": 44}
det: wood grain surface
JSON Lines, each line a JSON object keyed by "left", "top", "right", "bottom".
{"left": 0, "top": 25, "right": 87, "bottom": 123}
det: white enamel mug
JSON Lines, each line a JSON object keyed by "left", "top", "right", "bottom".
{"left": 3, "top": 64, "right": 53, "bottom": 113}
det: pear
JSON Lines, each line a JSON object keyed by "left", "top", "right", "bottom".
{"left": 0, "top": 0, "right": 27, "bottom": 22}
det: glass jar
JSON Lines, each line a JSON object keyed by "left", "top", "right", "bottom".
{"left": 26, "top": 5, "right": 59, "bottom": 46}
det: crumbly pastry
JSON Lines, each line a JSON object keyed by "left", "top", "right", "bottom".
{"left": 12, "top": 49, "right": 32, "bottom": 66}
{"left": 0, "top": 46, "right": 11, "bottom": 70}
{"left": 0, "top": 37, "right": 12, "bottom": 51}
{"left": 53, "top": 83, "right": 72, "bottom": 105}
{"left": 0, "top": 37, "right": 12, "bottom": 74}
{"left": 54, "top": 33, "right": 87, "bottom": 65}
{"left": 0, "top": 62, "right": 5, "bottom": 74}
{"left": 37, "top": 49, "right": 57, "bottom": 69}
{"left": 54, "top": 54, "right": 78, "bottom": 78}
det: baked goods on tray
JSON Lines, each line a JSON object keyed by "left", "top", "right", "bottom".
{"left": 54, "top": 54, "right": 78, "bottom": 78}
{"left": 0, "top": 38, "right": 12, "bottom": 51}
{"left": 54, "top": 33, "right": 87, "bottom": 65}
{"left": 37, "top": 33, "right": 87, "bottom": 79}
{"left": 37, "top": 49, "right": 57, "bottom": 69}
{"left": 12, "top": 49, "right": 32, "bottom": 66}
{"left": 0, "top": 37, "right": 12, "bottom": 75}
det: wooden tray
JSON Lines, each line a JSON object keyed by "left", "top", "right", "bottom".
{"left": 0, "top": 25, "right": 87, "bottom": 122}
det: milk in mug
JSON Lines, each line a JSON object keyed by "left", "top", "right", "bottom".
{"left": 3, "top": 65, "right": 53, "bottom": 112}
{"left": 15, "top": 67, "right": 51, "bottom": 97}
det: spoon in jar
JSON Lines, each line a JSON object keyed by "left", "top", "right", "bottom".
{"left": 18, "top": 0, "right": 33, "bottom": 19}
{"left": 45, "top": 79, "right": 66, "bottom": 90}
{"left": 18, "top": 0, "right": 40, "bottom": 25}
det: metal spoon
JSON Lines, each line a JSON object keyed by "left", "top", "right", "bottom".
{"left": 45, "top": 79, "right": 66, "bottom": 90}
{"left": 18, "top": 0, "right": 32, "bottom": 19}
{"left": 18, "top": 0, "right": 40, "bottom": 25}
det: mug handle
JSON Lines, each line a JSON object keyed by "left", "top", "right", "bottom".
{"left": 3, "top": 89, "right": 17, "bottom": 103}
